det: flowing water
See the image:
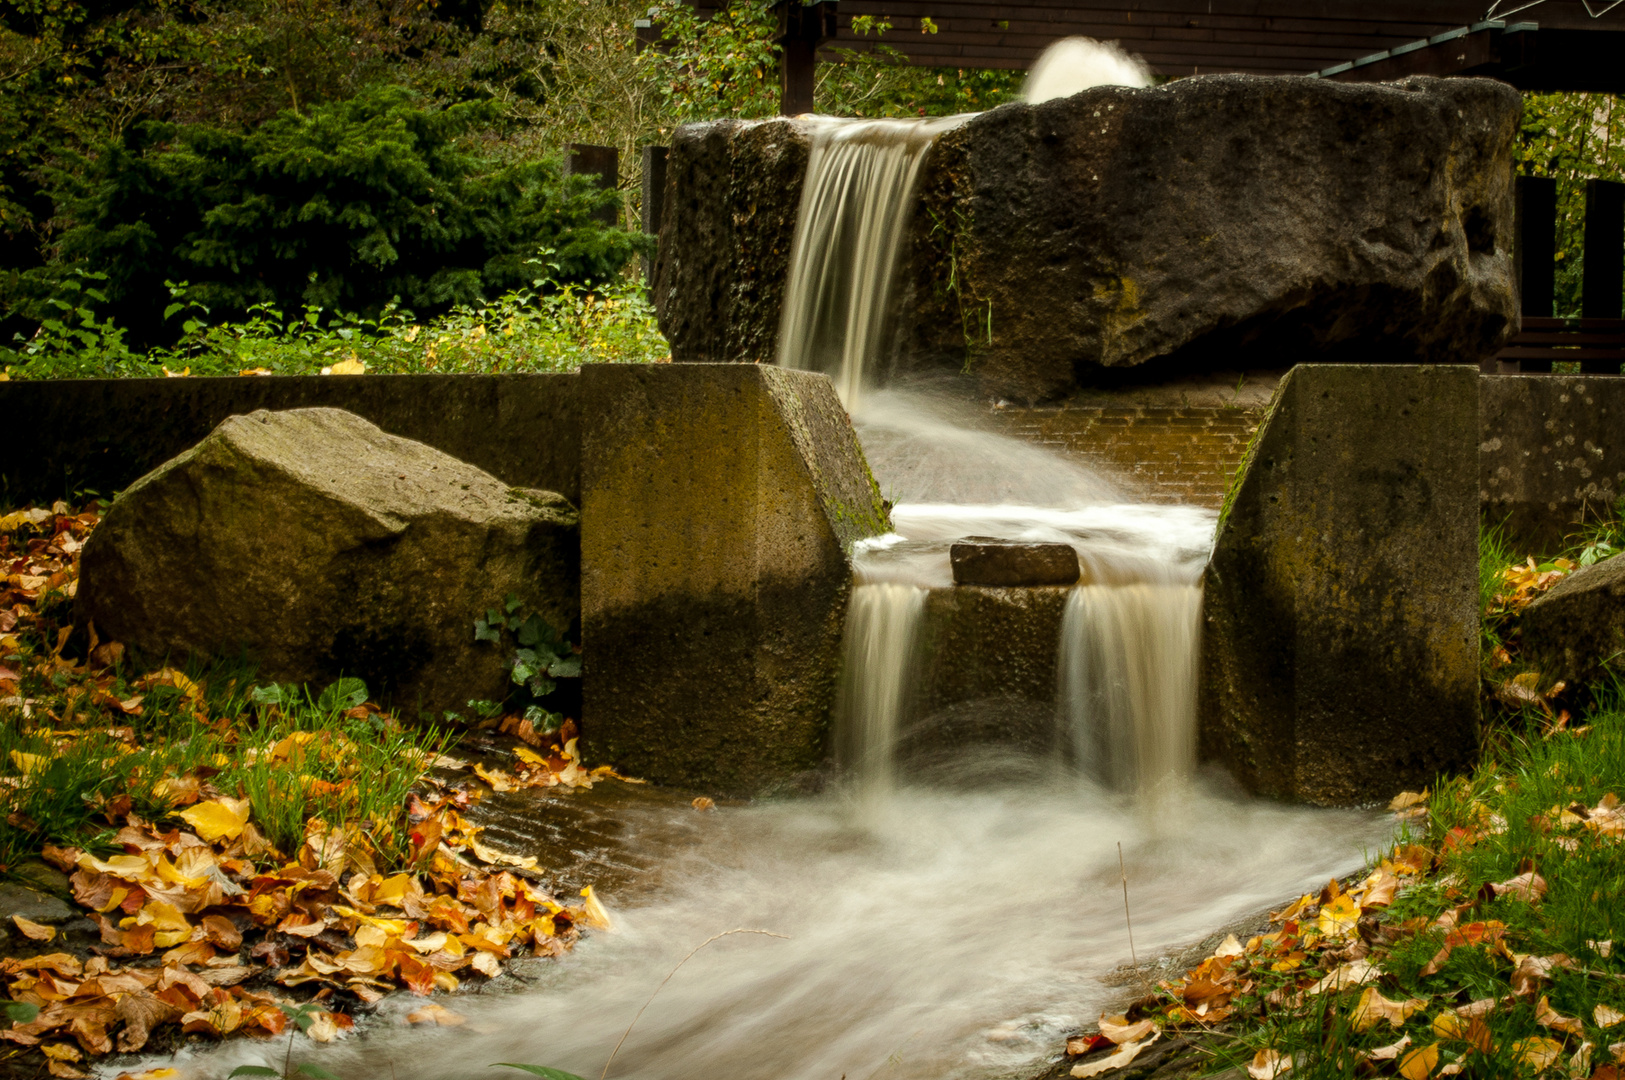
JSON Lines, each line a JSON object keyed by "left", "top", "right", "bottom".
{"left": 163, "top": 45, "right": 1391, "bottom": 1080}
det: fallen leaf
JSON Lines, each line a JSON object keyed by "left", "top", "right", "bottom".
{"left": 1592, "top": 940, "right": 1615, "bottom": 958}
{"left": 1511, "top": 953, "right": 1574, "bottom": 995}
{"left": 13, "top": 915, "right": 57, "bottom": 941}
{"left": 1352, "top": 987, "right": 1427, "bottom": 1032}
{"left": 405, "top": 1003, "right": 465, "bottom": 1026}
{"left": 1072, "top": 1034, "right": 1159, "bottom": 1078}
{"left": 1213, "top": 934, "right": 1245, "bottom": 959}
{"left": 1598, "top": 1005, "right": 1625, "bottom": 1029}
{"left": 1513, "top": 1036, "right": 1565, "bottom": 1071}
{"left": 1455, "top": 998, "right": 1497, "bottom": 1019}
{"left": 1306, "top": 960, "right": 1379, "bottom": 995}
{"left": 1246, "top": 1048, "right": 1291, "bottom": 1080}
{"left": 1369, "top": 1035, "right": 1413, "bottom": 1063}
{"left": 1538, "top": 996, "right": 1587, "bottom": 1037}
{"left": 177, "top": 797, "right": 251, "bottom": 843}
{"left": 1398, "top": 1042, "right": 1440, "bottom": 1080}
{"left": 1389, "top": 790, "right": 1429, "bottom": 811}
{"left": 1317, "top": 895, "right": 1360, "bottom": 938}
{"left": 1490, "top": 872, "right": 1548, "bottom": 904}
{"left": 1098, "top": 1015, "right": 1156, "bottom": 1045}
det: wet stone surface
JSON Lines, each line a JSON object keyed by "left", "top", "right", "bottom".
{"left": 951, "top": 538, "right": 1082, "bottom": 587}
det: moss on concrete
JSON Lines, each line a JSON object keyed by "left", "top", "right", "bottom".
{"left": 1200, "top": 365, "right": 1480, "bottom": 806}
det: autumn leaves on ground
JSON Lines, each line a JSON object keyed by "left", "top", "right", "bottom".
{"left": 1, "top": 504, "right": 627, "bottom": 1078}
{"left": 1062, "top": 529, "right": 1625, "bottom": 1080}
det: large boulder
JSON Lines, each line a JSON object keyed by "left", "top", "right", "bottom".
{"left": 655, "top": 76, "right": 1520, "bottom": 403}
{"left": 1521, "top": 554, "right": 1625, "bottom": 687}
{"left": 77, "top": 408, "right": 578, "bottom": 715}
{"left": 579, "top": 363, "right": 888, "bottom": 796}
{"left": 1200, "top": 365, "right": 1480, "bottom": 806}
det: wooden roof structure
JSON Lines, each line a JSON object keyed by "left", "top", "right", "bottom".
{"left": 756, "top": 0, "right": 1625, "bottom": 84}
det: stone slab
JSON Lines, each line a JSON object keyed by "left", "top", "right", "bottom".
{"left": 1520, "top": 552, "right": 1625, "bottom": 688}
{"left": 1199, "top": 364, "right": 1480, "bottom": 806}
{"left": 578, "top": 363, "right": 887, "bottom": 795}
{"left": 0, "top": 373, "right": 580, "bottom": 507}
{"left": 1480, "top": 374, "right": 1625, "bottom": 555}
{"left": 950, "top": 540, "right": 1081, "bottom": 587}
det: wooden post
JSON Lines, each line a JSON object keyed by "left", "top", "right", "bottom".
{"left": 1582, "top": 178, "right": 1625, "bottom": 374}
{"left": 642, "top": 145, "right": 669, "bottom": 287}
{"left": 1511, "top": 175, "right": 1557, "bottom": 373}
{"left": 565, "top": 143, "right": 620, "bottom": 226}
{"left": 777, "top": 0, "right": 837, "bottom": 115}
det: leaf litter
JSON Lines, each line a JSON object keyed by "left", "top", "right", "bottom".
{"left": 0, "top": 504, "right": 639, "bottom": 1073}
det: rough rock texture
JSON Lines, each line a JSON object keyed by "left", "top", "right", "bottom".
{"left": 1200, "top": 365, "right": 1480, "bottom": 806}
{"left": 652, "top": 118, "right": 809, "bottom": 366}
{"left": 76, "top": 408, "right": 579, "bottom": 716}
{"left": 579, "top": 363, "right": 887, "bottom": 795}
{"left": 657, "top": 77, "right": 1519, "bottom": 402}
{"left": 1480, "top": 375, "right": 1625, "bottom": 554}
{"left": 1521, "top": 554, "right": 1625, "bottom": 687}
{"left": 950, "top": 540, "right": 1081, "bottom": 586}
{"left": 0, "top": 373, "right": 580, "bottom": 508}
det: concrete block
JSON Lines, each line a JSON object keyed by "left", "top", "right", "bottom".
{"left": 1200, "top": 364, "right": 1480, "bottom": 806}
{"left": 1480, "top": 374, "right": 1625, "bottom": 554}
{"left": 579, "top": 363, "right": 887, "bottom": 795}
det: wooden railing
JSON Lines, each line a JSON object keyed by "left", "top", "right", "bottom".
{"left": 1493, "top": 175, "right": 1625, "bottom": 375}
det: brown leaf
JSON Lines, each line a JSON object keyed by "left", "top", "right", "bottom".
{"left": 1072, "top": 1034, "right": 1159, "bottom": 1079}
{"left": 405, "top": 1003, "right": 465, "bottom": 1026}
{"left": 1351, "top": 987, "right": 1428, "bottom": 1032}
{"left": 1490, "top": 872, "right": 1548, "bottom": 904}
{"left": 1246, "top": 1048, "right": 1291, "bottom": 1080}
{"left": 114, "top": 992, "right": 182, "bottom": 1053}
{"left": 13, "top": 915, "right": 57, "bottom": 941}
{"left": 1537, "top": 995, "right": 1586, "bottom": 1037}
{"left": 1511, "top": 953, "right": 1574, "bottom": 996}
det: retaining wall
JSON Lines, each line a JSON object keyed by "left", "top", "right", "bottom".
{"left": 0, "top": 374, "right": 582, "bottom": 505}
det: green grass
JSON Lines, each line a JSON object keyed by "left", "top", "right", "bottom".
{"left": 0, "top": 652, "right": 454, "bottom": 878}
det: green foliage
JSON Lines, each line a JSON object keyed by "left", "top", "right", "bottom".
{"left": 2, "top": 255, "right": 669, "bottom": 378}
{"left": 1517, "top": 92, "right": 1625, "bottom": 317}
{"left": 639, "top": 0, "right": 781, "bottom": 124}
{"left": 816, "top": 19, "right": 1024, "bottom": 119}
{"left": 30, "top": 84, "right": 645, "bottom": 344}
{"left": 468, "top": 593, "right": 577, "bottom": 732}
{"left": 1479, "top": 517, "right": 1515, "bottom": 668}
{"left": 491, "top": 1066, "right": 587, "bottom": 1080}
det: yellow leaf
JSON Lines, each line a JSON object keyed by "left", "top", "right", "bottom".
{"left": 1596, "top": 1004, "right": 1624, "bottom": 1028}
{"left": 12, "top": 915, "right": 56, "bottom": 941}
{"left": 42, "top": 1045, "right": 82, "bottom": 1063}
{"left": 1351, "top": 987, "right": 1427, "bottom": 1032}
{"left": 1398, "top": 1043, "right": 1439, "bottom": 1080}
{"left": 324, "top": 358, "right": 365, "bottom": 375}
{"left": 1431, "top": 1012, "right": 1465, "bottom": 1039}
{"left": 1513, "top": 1036, "right": 1564, "bottom": 1071}
{"left": 1316, "top": 895, "right": 1361, "bottom": 938}
{"left": 576, "top": 885, "right": 613, "bottom": 931}
{"left": 178, "top": 796, "right": 251, "bottom": 842}
{"left": 10, "top": 749, "right": 47, "bottom": 775}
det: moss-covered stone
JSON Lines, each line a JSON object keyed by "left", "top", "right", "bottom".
{"left": 1199, "top": 365, "right": 1480, "bottom": 806}
{"left": 1521, "top": 553, "right": 1625, "bottom": 688}
{"left": 577, "top": 363, "right": 886, "bottom": 795}
{"left": 76, "top": 407, "right": 579, "bottom": 717}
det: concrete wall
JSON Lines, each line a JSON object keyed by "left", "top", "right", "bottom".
{"left": 1480, "top": 375, "right": 1625, "bottom": 555}
{"left": 0, "top": 374, "right": 582, "bottom": 506}
{"left": 1201, "top": 365, "right": 1481, "bottom": 806}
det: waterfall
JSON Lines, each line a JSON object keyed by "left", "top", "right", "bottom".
{"left": 1057, "top": 583, "right": 1202, "bottom": 792}
{"left": 776, "top": 116, "right": 967, "bottom": 404}
{"left": 836, "top": 582, "right": 927, "bottom": 794}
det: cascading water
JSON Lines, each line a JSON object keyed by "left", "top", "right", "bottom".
{"left": 776, "top": 115, "right": 967, "bottom": 403}
{"left": 836, "top": 581, "right": 927, "bottom": 794}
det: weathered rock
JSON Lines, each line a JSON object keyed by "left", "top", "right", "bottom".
{"left": 657, "top": 77, "right": 1519, "bottom": 403}
{"left": 1200, "top": 365, "right": 1480, "bottom": 806}
{"left": 0, "top": 883, "right": 73, "bottom": 925}
{"left": 1480, "top": 375, "right": 1625, "bottom": 554}
{"left": 579, "top": 363, "right": 887, "bottom": 795}
{"left": 652, "top": 118, "right": 809, "bottom": 366}
{"left": 1521, "top": 553, "right": 1625, "bottom": 687}
{"left": 77, "top": 408, "right": 578, "bottom": 716}
{"left": 950, "top": 539, "right": 1081, "bottom": 586}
